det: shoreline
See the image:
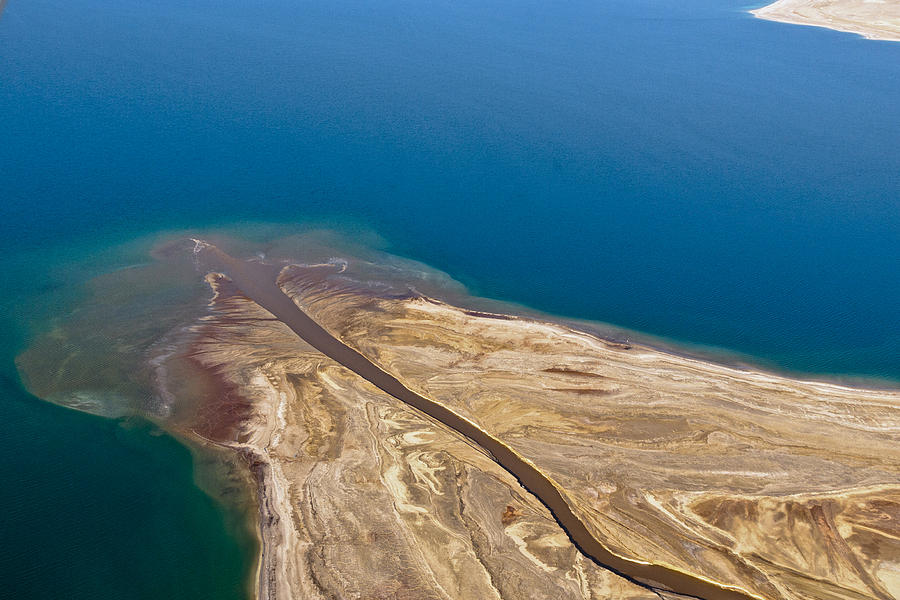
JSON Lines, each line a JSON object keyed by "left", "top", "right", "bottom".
{"left": 371, "top": 278, "right": 900, "bottom": 393}
{"left": 17, "top": 225, "right": 900, "bottom": 394}
{"left": 750, "top": 0, "right": 900, "bottom": 42}
{"left": 449, "top": 298, "right": 900, "bottom": 392}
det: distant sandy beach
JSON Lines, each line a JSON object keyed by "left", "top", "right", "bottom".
{"left": 751, "top": 0, "right": 900, "bottom": 41}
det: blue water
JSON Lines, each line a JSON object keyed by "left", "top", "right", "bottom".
{"left": 1, "top": 0, "right": 898, "bottom": 594}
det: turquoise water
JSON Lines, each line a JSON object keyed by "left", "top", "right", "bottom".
{"left": 1, "top": 0, "right": 899, "bottom": 595}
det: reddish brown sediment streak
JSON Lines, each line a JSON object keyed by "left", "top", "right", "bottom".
{"left": 182, "top": 347, "right": 256, "bottom": 443}
{"left": 178, "top": 276, "right": 260, "bottom": 443}
{"left": 193, "top": 240, "right": 768, "bottom": 600}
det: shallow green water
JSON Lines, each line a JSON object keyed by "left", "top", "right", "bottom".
{"left": 0, "top": 237, "right": 256, "bottom": 599}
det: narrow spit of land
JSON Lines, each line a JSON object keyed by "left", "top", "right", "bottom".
{"left": 195, "top": 240, "right": 761, "bottom": 600}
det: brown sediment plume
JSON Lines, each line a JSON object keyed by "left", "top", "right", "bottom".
{"left": 183, "top": 335, "right": 257, "bottom": 444}
{"left": 192, "top": 239, "right": 770, "bottom": 600}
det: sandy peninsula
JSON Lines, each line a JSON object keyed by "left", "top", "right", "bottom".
{"left": 751, "top": 0, "right": 900, "bottom": 41}
{"left": 178, "top": 242, "right": 898, "bottom": 600}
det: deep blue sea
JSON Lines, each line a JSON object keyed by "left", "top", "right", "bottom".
{"left": 1, "top": 0, "right": 898, "bottom": 595}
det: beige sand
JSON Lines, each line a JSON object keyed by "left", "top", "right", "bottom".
{"left": 751, "top": 0, "right": 900, "bottom": 41}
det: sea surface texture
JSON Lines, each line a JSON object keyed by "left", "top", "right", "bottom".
{"left": 0, "top": 0, "right": 898, "bottom": 596}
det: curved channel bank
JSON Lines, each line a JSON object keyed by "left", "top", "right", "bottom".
{"left": 196, "top": 240, "right": 765, "bottom": 600}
